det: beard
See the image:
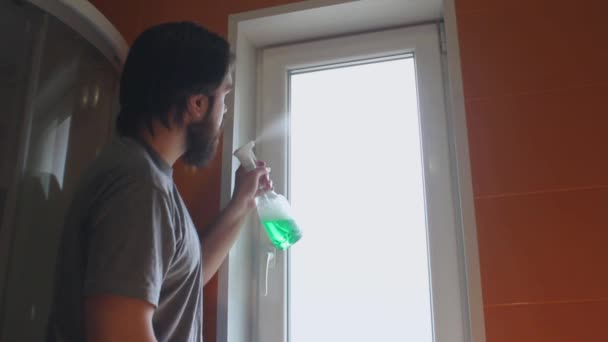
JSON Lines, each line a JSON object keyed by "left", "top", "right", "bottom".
{"left": 182, "top": 114, "right": 222, "bottom": 167}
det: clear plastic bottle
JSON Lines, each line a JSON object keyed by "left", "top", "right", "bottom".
{"left": 234, "top": 141, "right": 302, "bottom": 250}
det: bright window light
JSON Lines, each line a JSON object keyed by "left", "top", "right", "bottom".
{"left": 289, "top": 57, "right": 433, "bottom": 342}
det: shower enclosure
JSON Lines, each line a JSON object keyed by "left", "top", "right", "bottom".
{"left": 0, "top": 0, "right": 127, "bottom": 340}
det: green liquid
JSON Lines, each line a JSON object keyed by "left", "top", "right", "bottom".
{"left": 262, "top": 219, "right": 302, "bottom": 250}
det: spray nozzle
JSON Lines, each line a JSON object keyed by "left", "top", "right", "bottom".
{"left": 234, "top": 141, "right": 258, "bottom": 171}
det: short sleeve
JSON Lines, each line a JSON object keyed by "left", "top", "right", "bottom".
{"left": 84, "top": 181, "right": 176, "bottom": 306}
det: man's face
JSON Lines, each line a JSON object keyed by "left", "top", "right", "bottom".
{"left": 182, "top": 74, "right": 233, "bottom": 167}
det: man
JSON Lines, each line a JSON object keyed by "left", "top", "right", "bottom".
{"left": 48, "top": 22, "right": 270, "bottom": 341}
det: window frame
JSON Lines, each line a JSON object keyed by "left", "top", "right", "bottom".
{"left": 219, "top": 2, "right": 485, "bottom": 342}
{"left": 254, "top": 24, "right": 467, "bottom": 342}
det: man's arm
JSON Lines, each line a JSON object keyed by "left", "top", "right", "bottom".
{"left": 200, "top": 164, "right": 271, "bottom": 285}
{"left": 85, "top": 295, "right": 156, "bottom": 342}
{"left": 83, "top": 183, "right": 175, "bottom": 341}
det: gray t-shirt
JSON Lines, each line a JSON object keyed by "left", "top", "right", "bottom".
{"left": 48, "top": 137, "right": 203, "bottom": 342}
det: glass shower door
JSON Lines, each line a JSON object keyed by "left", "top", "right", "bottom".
{"left": 0, "top": 1, "right": 121, "bottom": 340}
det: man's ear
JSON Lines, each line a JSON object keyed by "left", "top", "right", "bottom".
{"left": 184, "top": 94, "right": 209, "bottom": 123}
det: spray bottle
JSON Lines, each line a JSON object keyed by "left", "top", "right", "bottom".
{"left": 234, "top": 141, "right": 302, "bottom": 250}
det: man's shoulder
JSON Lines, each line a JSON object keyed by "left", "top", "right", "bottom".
{"left": 88, "top": 137, "right": 172, "bottom": 195}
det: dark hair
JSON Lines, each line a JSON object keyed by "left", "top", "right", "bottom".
{"left": 116, "top": 22, "right": 233, "bottom": 136}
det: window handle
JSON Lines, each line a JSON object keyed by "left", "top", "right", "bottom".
{"left": 263, "top": 249, "right": 276, "bottom": 296}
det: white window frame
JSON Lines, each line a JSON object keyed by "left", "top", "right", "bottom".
{"left": 256, "top": 23, "right": 463, "bottom": 342}
{"left": 219, "top": 2, "right": 485, "bottom": 342}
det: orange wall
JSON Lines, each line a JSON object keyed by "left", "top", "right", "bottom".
{"left": 89, "top": 1, "right": 301, "bottom": 341}
{"left": 91, "top": 0, "right": 608, "bottom": 341}
{"left": 456, "top": 0, "right": 608, "bottom": 341}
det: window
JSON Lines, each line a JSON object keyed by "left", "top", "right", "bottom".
{"left": 254, "top": 24, "right": 466, "bottom": 342}
{"left": 290, "top": 57, "right": 432, "bottom": 342}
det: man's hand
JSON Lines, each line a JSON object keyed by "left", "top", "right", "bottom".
{"left": 199, "top": 161, "right": 272, "bottom": 284}
{"left": 231, "top": 161, "right": 273, "bottom": 212}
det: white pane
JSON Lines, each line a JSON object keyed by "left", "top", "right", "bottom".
{"left": 289, "top": 58, "right": 432, "bottom": 342}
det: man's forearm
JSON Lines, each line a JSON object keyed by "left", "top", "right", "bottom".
{"left": 200, "top": 200, "right": 252, "bottom": 285}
